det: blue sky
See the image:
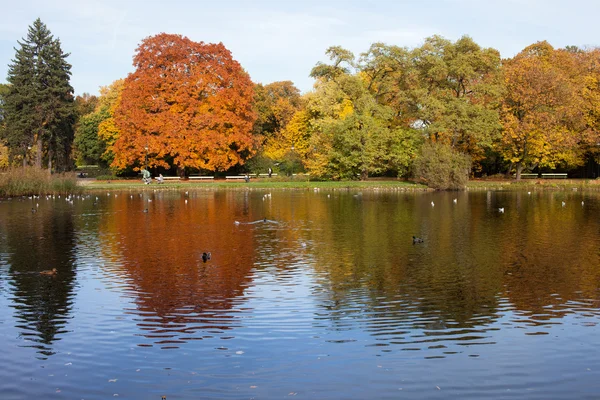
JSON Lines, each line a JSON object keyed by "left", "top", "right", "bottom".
{"left": 1, "top": 0, "right": 599, "bottom": 96}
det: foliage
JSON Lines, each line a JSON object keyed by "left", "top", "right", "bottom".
{"left": 254, "top": 81, "right": 303, "bottom": 161}
{"left": 305, "top": 53, "right": 420, "bottom": 180}
{"left": 73, "top": 80, "right": 123, "bottom": 167}
{"left": 413, "top": 142, "right": 471, "bottom": 190}
{"left": 0, "top": 167, "right": 82, "bottom": 197}
{"left": 1, "top": 19, "right": 75, "bottom": 171}
{"left": 499, "top": 42, "right": 586, "bottom": 179}
{"left": 359, "top": 36, "right": 503, "bottom": 170}
{"left": 74, "top": 93, "right": 98, "bottom": 119}
{"left": 111, "top": 33, "right": 256, "bottom": 173}
{"left": 0, "top": 84, "right": 9, "bottom": 167}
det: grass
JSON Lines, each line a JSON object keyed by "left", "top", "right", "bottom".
{"left": 0, "top": 167, "right": 83, "bottom": 197}
{"left": 466, "top": 178, "right": 600, "bottom": 191}
{"left": 80, "top": 178, "right": 429, "bottom": 191}
{"left": 79, "top": 176, "right": 600, "bottom": 192}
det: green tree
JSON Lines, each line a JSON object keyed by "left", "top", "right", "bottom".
{"left": 1, "top": 18, "right": 75, "bottom": 171}
{"left": 306, "top": 48, "right": 419, "bottom": 180}
{"left": 0, "top": 84, "right": 10, "bottom": 167}
{"left": 360, "top": 36, "right": 503, "bottom": 171}
{"left": 73, "top": 80, "right": 123, "bottom": 167}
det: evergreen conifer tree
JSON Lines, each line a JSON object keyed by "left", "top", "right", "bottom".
{"left": 2, "top": 18, "right": 75, "bottom": 170}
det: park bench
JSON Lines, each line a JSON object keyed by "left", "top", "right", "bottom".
{"left": 541, "top": 173, "right": 567, "bottom": 179}
{"left": 188, "top": 176, "right": 214, "bottom": 180}
{"left": 257, "top": 173, "right": 278, "bottom": 177}
{"left": 161, "top": 176, "right": 180, "bottom": 181}
{"left": 520, "top": 173, "right": 538, "bottom": 179}
{"left": 226, "top": 175, "right": 249, "bottom": 180}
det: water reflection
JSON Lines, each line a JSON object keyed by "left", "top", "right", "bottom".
{"left": 0, "top": 198, "right": 77, "bottom": 358}
{"left": 0, "top": 189, "right": 599, "bottom": 398}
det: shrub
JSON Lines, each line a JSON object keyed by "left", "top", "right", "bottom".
{"left": 413, "top": 142, "right": 471, "bottom": 190}
{"left": 0, "top": 167, "right": 83, "bottom": 197}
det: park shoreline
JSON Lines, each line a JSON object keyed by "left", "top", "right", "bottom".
{"left": 78, "top": 178, "right": 600, "bottom": 192}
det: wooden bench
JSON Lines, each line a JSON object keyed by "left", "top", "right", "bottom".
{"left": 541, "top": 173, "right": 567, "bottom": 179}
{"left": 256, "top": 173, "right": 278, "bottom": 177}
{"left": 226, "top": 175, "right": 249, "bottom": 180}
{"left": 161, "top": 176, "right": 180, "bottom": 181}
{"left": 520, "top": 173, "right": 538, "bottom": 179}
{"left": 188, "top": 176, "right": 214, "bottom": 180}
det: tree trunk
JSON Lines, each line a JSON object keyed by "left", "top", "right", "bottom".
{"left": 48, "top": 142, "right": 53, "bottom": 174}
{"left": 36, "top": 135, "right": 42, "bottom": 168}
{"left": 515, "top": 162, "right": 523, "bottom": 181}
{"left": 360, "top": 169, "right": 368, "bottom": 181}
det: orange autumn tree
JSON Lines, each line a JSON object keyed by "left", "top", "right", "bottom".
{"left": 111, "top": 33, "right": 256, "bottom": 173}
{"left": 500, "top": 42, "right": 585, "bottom": 179}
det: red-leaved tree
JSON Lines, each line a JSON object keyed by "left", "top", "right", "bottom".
{"left": 111, "top": 33, "right": 256, "bottom": 173}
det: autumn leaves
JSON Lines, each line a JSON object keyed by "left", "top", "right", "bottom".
{"left": 110, "top": 34, "right": 256, "bottom": 173}
{"left": 82, "top": 34, "right": 600, "bottom": 180}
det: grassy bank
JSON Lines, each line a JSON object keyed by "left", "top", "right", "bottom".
{"left": 0, "top": 167, "right": 83, "bottom": 197}
{"left": 466, "top": 178, "right": 600, "bottom": 191}
{"left": 78, "top": 176, "right": 600, "bottom": 192}
{"left": 80, "top": 178, "right": 428, "bottom": 191}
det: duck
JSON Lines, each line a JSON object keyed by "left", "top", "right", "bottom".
{"left": 143, "top": 208, "right": 149, "bottom": 213}
{"left": 498, "top": 207, "right": 504, "bottom": 213}
{"left": 412, "top": 236, "right": 424, "bottom": 244}
{"left": 431, "top": 201, "right": 435, "bottom": 207}
{"left": 561, "top": 201, "right": 566, "bottom": 207}
{"left": 31, "top": 208, "right": 37, "bottom": 213}
{"left": 40, "top": 268, "right": 57, "bottom": 276}
{"left": 453, "top": 198, "right": 457, "bottom": 204}
{"left": 202, "top": 252, "right": 211, "bottom": 262}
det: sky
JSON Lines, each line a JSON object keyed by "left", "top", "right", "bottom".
{"left": 1, "top": 0, "right": 600, "bottom": 96}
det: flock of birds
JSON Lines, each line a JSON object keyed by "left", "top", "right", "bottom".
{"left": 26, "top": 189, "right": 589, "bottom": 270}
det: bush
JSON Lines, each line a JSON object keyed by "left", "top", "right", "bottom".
{"left": 413, "top": 142, "right": 471, "bottom": 190}
{"left": 0, "top": 167, "right": 83, "bottom": 197}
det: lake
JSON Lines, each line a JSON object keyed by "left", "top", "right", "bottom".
{"left": 0, "top": 188, "right": 599, "bottom": 399}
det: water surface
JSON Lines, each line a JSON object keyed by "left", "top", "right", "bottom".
{"left": 0, "top": 189, "right": 599, "bottom": 399}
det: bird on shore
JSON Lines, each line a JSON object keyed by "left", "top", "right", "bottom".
{"left": 143, "top": 208, "right": 149, "bottom": 213}
{"left": 561, "top": 201, "right": 566, "bottom": 207}
{"left": 31, "top": 208, "right": 37, "bottom": 213}
{"left": 582, "top": 201, "right": 585, "bottom": 206}
{"left": 40, "top": 268, "right": 57, "bottom": 276}
{"left": 412, "top": 236, "right": 424, "bottom": 244}
{"left": 431, "top": 201, "right": 435, "bottom": 207}
{"left": 202, "top": 252, "right": 211, "bottom": 262}
{"left": 498, "top": 207, "right": 505, "bottom": 213}
{"left": 453, "top": 198, "right": 457, "bottom": 204}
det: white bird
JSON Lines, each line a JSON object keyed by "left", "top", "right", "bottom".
{"left": 561, "top": 201, "right": 566, "bottom": 207}
{"left": 185, "top": 199, "right": 188, "bottom": 204}
{"left": 453, "top": 198, "right": 457, "bottom": 204}
{"left": 234, "top": 221, "right": 240, "bottom": 225}
{"left": 431, "top": 201, "right": 435, "bottom": 207}
{"left": 582, "top": 201, "right": 585, "bottom": 206}
{"left": 498, "top": 207, "right": 504, "bottom": 213}
{"left": 527, "top": 191, "right": 531, "bottom": 195}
